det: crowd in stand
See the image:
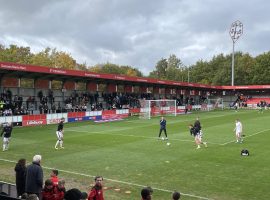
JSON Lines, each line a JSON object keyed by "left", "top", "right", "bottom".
{"left": 0, "top": 90, "right": 28, "bottom": 116}
{"left": 2, "top": 154, "right": 182, "bottom": 200}
{"left": 0, "top": 87, "right": 210, "bottom": 116}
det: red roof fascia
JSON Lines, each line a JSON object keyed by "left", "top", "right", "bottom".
{"left": 1, "top": 62, "right": 270, "bottom": 90}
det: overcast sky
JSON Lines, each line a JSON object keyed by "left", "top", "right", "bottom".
{"left": 1, "top": 0, "right": 270, "bottom": 75}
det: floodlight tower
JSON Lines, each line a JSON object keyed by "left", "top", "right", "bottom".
{"left": 229, "top": 20, "right": 243, "bottom": 86}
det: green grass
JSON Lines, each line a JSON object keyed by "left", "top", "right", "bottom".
{"left": 1, "top": 109, "right": 270, "bottom": 200}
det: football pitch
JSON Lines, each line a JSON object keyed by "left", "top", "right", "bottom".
{"left": 1, "top": 109, "right": 270, "bottom": 200}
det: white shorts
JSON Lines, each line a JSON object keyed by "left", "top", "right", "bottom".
{"left": 3, "top": 137, "right": 10, "bottom": 143}
{"left": 56, "top": 131, "right": 63, "bottom": 140}
{"left": 236, "top": 132, "right": 241, "bottom": 137}
{"left": 195, "top": 134, "right": 202, "bottom": 141}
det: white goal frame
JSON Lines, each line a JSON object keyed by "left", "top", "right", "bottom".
{"left": 139, "top": 99, "right": 177, "bottom": 119}
{"left": 206, "top": 98, "right": 224, "bottom": 111}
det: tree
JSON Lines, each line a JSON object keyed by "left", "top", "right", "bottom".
{"left": 31, "top": 47, "right": 53, "bottom": 67}
{"left": 149, "top": 58, "right": 168, "bottom": 79}
{"left": 0, "top": 44, "right": 33, "bottom": 64}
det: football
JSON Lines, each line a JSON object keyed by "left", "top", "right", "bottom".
{"left": 166, "top": 142, "right": 171, "bottom": 146}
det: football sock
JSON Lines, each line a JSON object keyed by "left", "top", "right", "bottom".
{"left": 55, "top": 141, "right": 59, "bottom": 148}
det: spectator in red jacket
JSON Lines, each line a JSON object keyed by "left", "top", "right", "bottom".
{"left": 88, "top": 176, "right": 104, "bottom": 200}
{"left": 50, "top": 169, "right": 59, "bottom": 186}
{"left": 53, "top": 180, "right": 65, "bottom": 200}
{"left": 41, "top": 179, "right": 65, "bottom": 200}
{"left": 42, "top": 179, "right": 55, "bottom": 200}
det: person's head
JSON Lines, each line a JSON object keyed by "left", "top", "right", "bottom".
{"left": 20, "top": 193, "right": 28, "bottom": 199}
{"left": 161, "top": 116, "right": 164, "bottom": 120}
{"left": 64, "top": 188, "right": 82, "bottom": 200}
{"left": 81, "top": 192, "right": 88, "bottom": 200}
{"left": 44, "top": 179, "right": 54, "bottom": 190}
{"left": 33, "top": 155, "right": 42, "bottom": 163}
{"left": 61, "top": 117, "right": 65, "bottom": 122}
{"left": 18, "top": 158, "right": 26, "bottom": 166}
{"left": 26, "top": 194, "right": 39, "bottom": 200}
{"left": 172, "top": 191, "right": 181, "bottom": 200}
{"left": 141, "top": 187, "right": 151, "bottom": 200}
{"left": 51, "top": 169, "right": 58, "bottom": 177}
{"left": 196, "top": 116, "right": 199, "bottom": 121}
{"left": 94, "top": 176, "right": 103, "bottom": 188}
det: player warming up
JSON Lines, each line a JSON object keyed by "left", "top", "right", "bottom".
{"left": 234, "top": 119, "right": 243, "bottom": 143}
{"left": 1, "top": 122, "right": 13, "bottom": 151}
{"left": 194, "top": 117, "right": 207, "bottom": 149}
{"left": 189, "top": 124, "right": 207, "bottom": 149}
{"left": 158, "top": 116, "right": 168, "bottom": 140}
{"left": 55, "top": 118, "right": 65, "bottom": 149}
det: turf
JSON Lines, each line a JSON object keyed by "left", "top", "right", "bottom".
{"left": 1, "top": 109, "right": 270, "bottom": 200}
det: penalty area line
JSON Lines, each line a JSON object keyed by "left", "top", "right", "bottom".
{"left": 0, "top": 158, "right": 213, "bottom": 200}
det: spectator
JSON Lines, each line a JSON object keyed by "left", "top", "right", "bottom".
{"left": 172, "top": 191, "right": 181, "bottom": 200}
{"left": 25, "top": 155, "right": 43, "bottom": 199}
{"left": 42, "top": 179, "right": 64, "bottom": 200}
{"left": 88, "top": 176, "right": 104, "bottom": 200}
{"left": 50, "top": 169, "right": 59, "bottom": 186}
{"left": 14, "top": 158, "right": 26, "bottom": 197}
{"left": 141, "top": 187, "right": 152, "bottom": 200}
{"left": 64, "top": 188, "right": 83, "bottom": 200}
{"left": 54, "top": 180, "right": 66, "bottom": 200}
{"left": 41, "top": 181, "right": 53, "bottom": 199}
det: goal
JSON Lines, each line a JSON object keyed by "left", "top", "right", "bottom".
{"left": 139, "top": 99, "right": 177, "bottom": 119}
{"left": 205, "top": 98, "right": 224, "bottom": 111}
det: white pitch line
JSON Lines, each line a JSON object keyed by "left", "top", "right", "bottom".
{"left": 220, "top": 129, "right": 270, "bottom": 146}
{"left": 66, "top": 129, "right": 199, "bottom": 143}
{"left": 0, "top": 158, "right": 214, "bottom": 200}
{"left": 66, "top": 128, "right": 224, "bottom": 145}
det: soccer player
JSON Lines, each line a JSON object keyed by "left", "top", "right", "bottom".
{"left": 158, "top": 116, "right": 168, "bottom": 140}
{"left": 55, "top": 118, "right": 65, "bottom": 149}
{"left": 234, "top": 119, "right": 243, "bottom": 143}
{"left": 193, "top": 117, "right": 207, "bottom": 148}
{"left": 1, "top": 122, "right": 13, "bottom": 151}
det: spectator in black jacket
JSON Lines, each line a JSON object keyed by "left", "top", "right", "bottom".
{"left": 14, "top": 158, "right": 26, "bottom": 197}
{"left": 25, "top": 155, "right": 43, "bottom": 199}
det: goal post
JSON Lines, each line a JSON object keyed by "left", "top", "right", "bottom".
{"left": 139, "top": 99, "right": 177, "bottom": 119}
{"left": 206, "top": 98, "right": 224, "bottom": 111}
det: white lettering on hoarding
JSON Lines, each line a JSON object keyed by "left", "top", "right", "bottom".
{"left": 85, "top": 73, "right": 101, "bottom": 78}
{"left": 0, "top": 64, "right": 26, "bottom": 70}
{"left": 49, "top": 69, "right": 67, "bottom": 74}
{"left": 27, "top": 120, "right": 45, "bottom": 125}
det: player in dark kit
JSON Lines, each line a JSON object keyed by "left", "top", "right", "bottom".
{"left": 55, "top": 118, "right": 65, "bottom": 149}
{"left": 194, "top": 117, "right": 201, "bottom": 133}
{"left": 1, "top": 122, "right": 13, "bottom": 151}
{"left": 158, "top": 116, "right": 168, "bottom": 140}
{"left": 189, "top": 116, "right": 207, "bottom": 149}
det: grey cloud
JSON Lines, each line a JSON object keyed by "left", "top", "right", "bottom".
{"left": 1, "top": 0, "right": 270, "bottom": 74}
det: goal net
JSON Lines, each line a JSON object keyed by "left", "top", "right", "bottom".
{"left": 139, "top": 99, "right": 177, "bottom": 119}
{"left": 204, "top": 98, "right": 224, "bottom": 111}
